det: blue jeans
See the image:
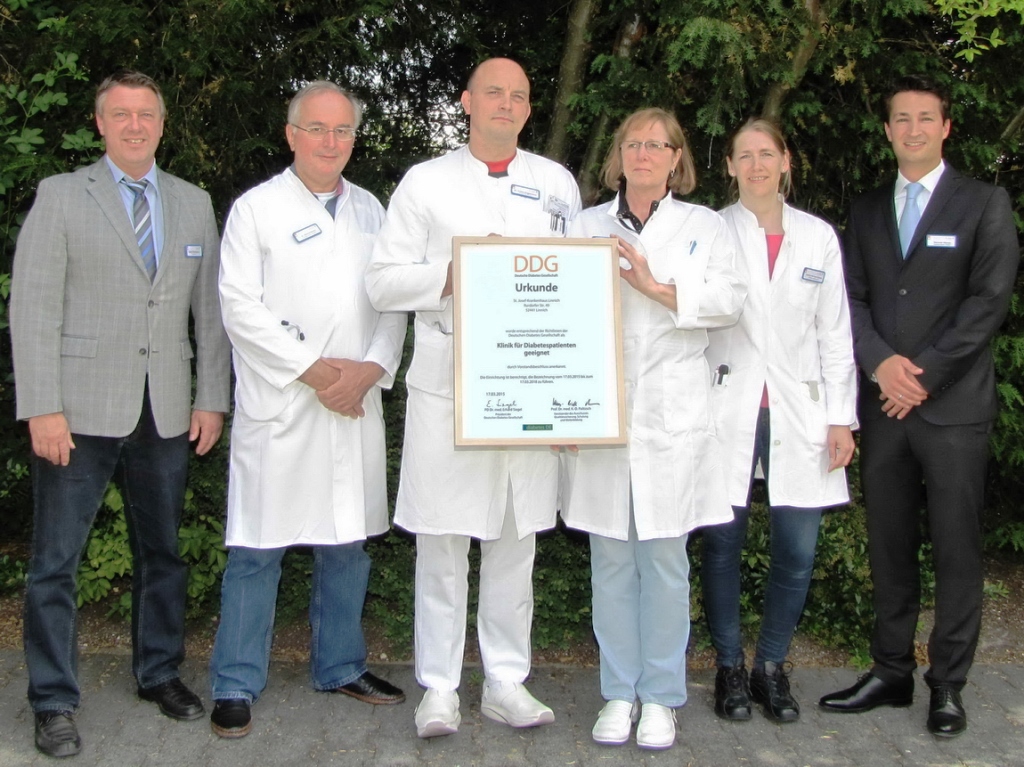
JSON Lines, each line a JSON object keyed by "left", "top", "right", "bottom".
{"left": 210, "top": 542, "right": 371, "bottom": 703}
{"left": 591, "top": 515, "right": 691, "bottom": 707}
{"left": 701, "top": 407, "right": 822, "bottom": 668}
{"left": 24, "top": 395, "right": 190, "bottom": 712}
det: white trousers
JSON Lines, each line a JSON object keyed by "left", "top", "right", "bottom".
{"left": 414, "top": 487, "right": 537, "bottom": 690}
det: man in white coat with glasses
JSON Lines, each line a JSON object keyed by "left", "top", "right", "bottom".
{"left": 210, "top": 80, "right": 407, "bottom": 739}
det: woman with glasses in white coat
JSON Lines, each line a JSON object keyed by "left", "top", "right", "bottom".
{"left": 703, "top": 118, "right": 857, "bottom": 724}
{"left": 563, "top": 107, "right": 745, "bottom": 751}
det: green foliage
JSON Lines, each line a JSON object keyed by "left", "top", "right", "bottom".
{"left": 1, "top": 0, "right": 1021, "bottom": 660}
{"left": 365, "top": 532, "right": 416, "bottom": 644}
{"left": 531, "top": 525, "right": 593, "bottom": 648}
{"left": 75, "top": 487, "right": 132, "bottom": 610}
{"left": 986, "top": 520, "right": 1024, "bottom": 553}
{"left": 276, "top": 549, "right": 315, "bottom": 624}
{"left": 74, "top": 484, "right": 230, "bottom": 619}
{"left": 0, "top": 554, "right": 27, "bottom": 594}
{"left": 935, "top": 0, "right": 1024, "bottom": 60}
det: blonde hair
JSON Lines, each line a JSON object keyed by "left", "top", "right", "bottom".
{"left": 601, "top": 108, "right": 697, "bottom": 195}
{"left": 726, "top": 117, "right": 792, "bottom": 200}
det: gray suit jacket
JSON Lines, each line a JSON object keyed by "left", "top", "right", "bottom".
{"left": 10, "top": 158, "right": 230, "bottom": 438}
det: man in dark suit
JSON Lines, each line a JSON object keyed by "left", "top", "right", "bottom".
{"left": 818, "top": 75, "right": 1019, "bottom": 737}
{"left": 10, "top": 71, "right": 230, "bottom": 757}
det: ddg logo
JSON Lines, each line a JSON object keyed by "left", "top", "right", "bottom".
{"left": 514, "top": 255, "right": 558, "bottom": 273}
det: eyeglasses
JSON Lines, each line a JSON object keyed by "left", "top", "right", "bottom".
{"left": 290, "top": 124, "right": 358, "bottom": 142}
{"left": 621, "top": 141, "right": 676, "bottom": 153}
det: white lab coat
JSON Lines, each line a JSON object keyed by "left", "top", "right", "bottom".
{"left": 365, "top": 146, "right": 581, "bottom": 539}
{"left": 561, "top": 194, "right": 746, "bottom": 540}
{"left": 706, "top": 200, "right": 857, "bottom": 509}
{"left": 219, "top": 169, "right": 407, "bottom": 547}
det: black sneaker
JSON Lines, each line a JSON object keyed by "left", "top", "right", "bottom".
{"left": 34, "top": 711, "right": 82, "bottom": 758}
{"left": 714, "top": 665, "right": 752, "bottom": 721}
{"left": 750, "top": 661, "right": 800, "bottom": 722}
{"left": 210, "top": 699, "right": 253, "bottom": 739}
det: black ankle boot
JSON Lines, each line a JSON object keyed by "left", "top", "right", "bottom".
{"left": 714, "top": 664, "right": 752, "bottom": 721}
{"left": 750, "top": 661, "right": 800, "bottom": 722}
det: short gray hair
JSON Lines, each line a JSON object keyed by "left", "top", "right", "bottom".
{"left": 287, "top": 81, "right": 363, "bottom": 129}
{"left": 95, "top": 70, "right": 166, "bottom": 118}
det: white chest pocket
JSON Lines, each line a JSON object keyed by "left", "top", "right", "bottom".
{"left": 785, "top": 268, "right": 822, "bottom": 313}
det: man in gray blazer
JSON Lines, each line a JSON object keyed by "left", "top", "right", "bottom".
{"left": 10, "top": 70, "right": 230, "bottom": 758}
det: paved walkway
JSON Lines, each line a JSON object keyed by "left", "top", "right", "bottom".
{"left": 0, "top": 651, "right": 1021, "bottom": 766}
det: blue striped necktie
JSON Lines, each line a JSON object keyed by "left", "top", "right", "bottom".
{"left": 122, "top": 178, "right": 157, "bottom": 280}
{"left": 898, "top": 181, "right": 924, "bottom": 259}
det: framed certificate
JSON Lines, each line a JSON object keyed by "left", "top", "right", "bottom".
{"left": 453, "top": 236, "right": 626, "bottom": 446}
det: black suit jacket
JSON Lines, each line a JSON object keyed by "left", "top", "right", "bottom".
{"left": 844, "top": 164, "right": 1019, "bottom": 425}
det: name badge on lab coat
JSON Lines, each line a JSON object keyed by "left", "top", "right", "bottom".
{"left": 511, "top": 184, "right": 541, "bottom": 200}
{"left": 293, "top": 224, "right": 322, "bottom": 243}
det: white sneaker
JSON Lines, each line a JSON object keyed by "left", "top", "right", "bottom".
{"left": 415, "top": 689, "right": 461, "bottom": 738}
{"left": 480, "top": 680, "right": 555, "bottom": 728}
{"left": 591, "top": 699, "right": 640, "bottom": 745}
{"left": 636, "top": 703, "right": 676, "bottom": 750}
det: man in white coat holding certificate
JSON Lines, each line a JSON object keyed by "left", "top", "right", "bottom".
{"left": 365, "top": 57, "right": 581, "bottom": 738}
{"left": 209, "top": 81, "right": 408, "bottom": 739}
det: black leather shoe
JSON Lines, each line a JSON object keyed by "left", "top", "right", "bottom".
{"left": 138, "top": 678, "right": 205, "bottom": 721}
{"left": 34, "top": 711, "right": 82, "bottom": 758}
{"left": 714, "top": 665, "right": 752, "bottom": 721}
{"left": 211, "top": 699, "right": 253, "bottom": 739}
{"left": 329, "top": 671, "right": 406, "bottom": 705}
{"left": 818, "top": 672, "right": 913, "bottom": 713}
{"left": 750, "top": 662, "right": 800, "bottom": 723}
{"left": 927, "top": 685, "right": 966, "bottom": 738}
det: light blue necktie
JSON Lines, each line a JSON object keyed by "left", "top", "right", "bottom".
{"left": 122, "top": 178, "right": 157, "bottom": 280}
{"left": 898, "top": 181, "right": 924, "bottom": 258}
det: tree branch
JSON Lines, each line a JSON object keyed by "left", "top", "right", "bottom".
{"left": 763, "top": 0, "right": 826, "bottom": 120}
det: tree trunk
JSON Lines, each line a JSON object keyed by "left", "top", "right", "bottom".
{"left": 546, "top": 0, "right": 598, "bottom": 163}
{"left": 578, "top": 15, "right": 643, "bottom": 205}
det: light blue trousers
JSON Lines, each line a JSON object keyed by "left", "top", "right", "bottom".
{"left": 590, "top": 517, "right": 690, "bottom": 707}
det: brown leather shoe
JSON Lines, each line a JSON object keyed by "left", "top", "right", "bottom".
{"left": 329, "top": 671, "right": 405, "bottom": 705}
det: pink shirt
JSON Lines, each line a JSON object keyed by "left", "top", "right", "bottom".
{"left": 761, "top": 233, "right": 785, "bottom": 407}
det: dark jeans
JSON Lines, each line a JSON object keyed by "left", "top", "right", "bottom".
{"left": 23, "top": 395, "right": 190, "bottom": 712}
{"left": 701, "top": 407, "right": 822, "bottom": 668}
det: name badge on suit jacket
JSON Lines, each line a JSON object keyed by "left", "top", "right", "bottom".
{"left": 185, "top": 245, "right": 203, "bottom": 258}
{"left": 926, "top": 235, "right": 957, "bottom": 248}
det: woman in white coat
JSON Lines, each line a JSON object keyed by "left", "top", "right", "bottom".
{"left": 702, "top": 118, "right": 857, "bottom": 724}
{"left": 563, "top": 108, "right": 745, "bottom": 750}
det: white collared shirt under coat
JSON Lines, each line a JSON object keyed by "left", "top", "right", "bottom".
{"left": 561, "top": 194, "right": 745, "bottom": 541}
{"left": 706, "top": 200, "right": 857, "bottom": 509}
{"left": 219, "top": 169, "right": 407, "bottom": 547}
{"left": 365, "top": 146, "right": 582, "bottom": 539}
